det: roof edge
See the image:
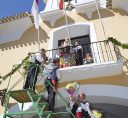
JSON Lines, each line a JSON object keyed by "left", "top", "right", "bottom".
{"left": 0, "top": 12, "right": 34, "bottom": 24}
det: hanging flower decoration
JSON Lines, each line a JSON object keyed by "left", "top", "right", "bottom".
{"left": 65, "top": 82, "right": 80, "bottom": 96}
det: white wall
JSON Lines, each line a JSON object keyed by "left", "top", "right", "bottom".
{"left": 112, "top": 0, "right": 128, "bottom": 12}
{"left": 1, "top": 84, "right": 127, "bottom": 118}
{"left": 49, "top": 22, "right": 101, "bottom": 62}
{"left": 100, "top": 0, "right": 107, "bottom": 8}
{"left": 51, "top": 23, "right": 90, "bottom": 49}
{"left": 55, "top": 84, "right": 128, "bottom": 108}
{"left": 57, "top": 60, "right": 123, "bottom": 81}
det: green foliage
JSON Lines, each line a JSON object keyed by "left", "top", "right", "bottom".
{"left": 2, "top": 56, "right": 29, "bottom": 81}
{"left": 22, "top": 59, "right": 30, "bottom": 74}
{"left": 108, "top": 37, "right": 128, "bottom": 49}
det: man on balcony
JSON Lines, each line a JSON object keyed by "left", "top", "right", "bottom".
{"left": 23, "top": 48, "right": 48, "bottom": 91}
{"left": 74, "top": 41, "right": 83, "bottom": 65}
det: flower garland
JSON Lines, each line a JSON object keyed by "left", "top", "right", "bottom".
{"left": 1, "top": 56, "right": 29, "bottom": 81}
{"left": 22, "top": 59, "right": 30, "bottom": 74}
{"left": 108, "top": 37, "right": 128, "bottom": 49}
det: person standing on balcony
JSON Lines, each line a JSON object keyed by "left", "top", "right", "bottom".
{"left": 43, "top": 59, "right": 59, "bottom": 112}
{"left": 63, "top": 37, "right": 72, "bottom": 54}
{"left": 74, "top": 41, "right": 83, "bottom": 65}
{"left": 63, "top": 47, "right": 71, "bottom": 67}
{"left": 63, "top": 38, "right": 72, "bottom": 47}
{"left": 57, "top": 48, "right": 64, "bottom": 68}
{"left": 62, "top": 38, "right": 72, "bottom": 67}
{"left": 23, "top": 48, "right": 48, "bottom": 91}
{"left": 83, "top": 53, "right": 93, "bottom": 64}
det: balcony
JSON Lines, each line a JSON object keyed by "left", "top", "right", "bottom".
{"left": 40, "top": 0, "right": 109, "bottom": 26}
{"left": 74, "top": 0, "right": 101, "bottom": 18}
{"left": 40, "top": 9, "right": 64, "bottom": 26}
{"left": 45, "top": 40, "right": 123, "bottom": 80}
{"left": 40, "top": 0, "right": 64, "bottom": 26}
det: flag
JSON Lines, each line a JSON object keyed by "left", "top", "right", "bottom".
{"left": 59, "top": 0, "right": 63, "bottom": 10}
{"left": 31, "top": 0, "right": 39, "bottom": 29}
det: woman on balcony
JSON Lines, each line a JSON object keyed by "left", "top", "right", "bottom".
{"left": 59, "top": 38, "right": 73, "bottom": 68}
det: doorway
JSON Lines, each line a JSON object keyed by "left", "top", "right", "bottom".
{"left": 58, "top": 35, "right": 92, "bottom": 57}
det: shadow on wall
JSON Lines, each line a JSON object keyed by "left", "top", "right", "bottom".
{"left": 79, "top": 8, "right": 128, "bottom": 21}
{"left": 78, "top": 9, "right": 115, "bottom": 20}
{"left": 0, "top": 26, "right": 49, "bottom": 51}
{"left": 112, "top": 8, "right": 128, "bottom": 16}
{"left": 122, "top": 56, "right": 128, "bottom": 84}
{"left": 43, "top": 15, "right": 75, "bottom": 28}
{"left": 93, "top": 103, "right": 128, "bottom": 118}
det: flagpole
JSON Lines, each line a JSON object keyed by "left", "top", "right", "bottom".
{"left": 37, "top": 0, "right": 40, "bottom": 51}
{"left": 63, "top": 1, "right": 70, "bottom": 40}
{"left": 37, "top": 26, "right": 40, "bottom": 51}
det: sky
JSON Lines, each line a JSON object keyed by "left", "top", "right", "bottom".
{"left": 0, "top": 0, "right": 46, "bottom": 18}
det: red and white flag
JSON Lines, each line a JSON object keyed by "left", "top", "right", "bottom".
{"left": 31, "top": 0, "right": 39, "bottom": 29}
{"left": 59, "top": 0, "right": 63, "bottom": 10}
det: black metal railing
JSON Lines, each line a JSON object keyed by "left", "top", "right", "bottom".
{"left": 45, "top": 40, "right": 120, "bottom": 68}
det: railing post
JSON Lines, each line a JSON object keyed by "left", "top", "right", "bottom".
{"left": 20, "top": 103, "right": 24, "bottom": 118}
{"left": 114, "top": 44, "right": 122, "bottom": 60}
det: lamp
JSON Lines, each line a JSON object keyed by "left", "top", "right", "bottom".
{"left": 65, "top": 0, "right": 74, "bottom": 11}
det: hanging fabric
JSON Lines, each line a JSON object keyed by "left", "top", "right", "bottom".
{"left": 59, "top": 0, "right": 64, "bottom": 10}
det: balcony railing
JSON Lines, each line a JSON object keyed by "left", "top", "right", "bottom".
{"left": 46, "top": 40, "right": 121, "bottom": 68}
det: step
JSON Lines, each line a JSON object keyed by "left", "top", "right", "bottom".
{"left": 5, "top": 111, "right": 37, "bottom": 116}
{"left": 9, "top": 89, "right": 37, "bottom": 103}
{"left": 53, "top": 111, "right": 71, "bottom": 115}
{"left": 34, "top": 102, "right": 49, "bottom": 107}
{"left": 5, "top": 110, "right": 53, "bottom": 117}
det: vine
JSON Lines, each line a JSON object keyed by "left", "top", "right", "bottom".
{"left": 1, "top": 56, "right": 29, "bottom": 81}
{"left": 108, "top": 37, "right": 128, "bottom": 49}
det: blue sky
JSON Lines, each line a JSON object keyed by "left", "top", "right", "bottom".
{"left": 0, "top": 0, "right": 45, "bottom": 18}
